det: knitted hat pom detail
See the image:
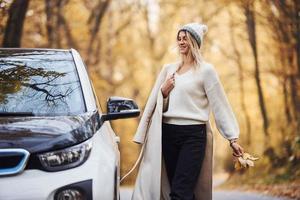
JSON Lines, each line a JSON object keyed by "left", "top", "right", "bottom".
{"left": 178, "top": 23, "right": 208, "bottom": 48}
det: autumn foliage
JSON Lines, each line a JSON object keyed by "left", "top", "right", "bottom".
{"left": 0, "top": 0, "right": 299, "bottom": 197}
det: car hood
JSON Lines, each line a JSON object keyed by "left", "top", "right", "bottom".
{"left": 0, "top": 111, "right": 101, "bottom": 153}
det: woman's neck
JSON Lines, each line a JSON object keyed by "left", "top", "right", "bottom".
{"left": 181, "top": 53, "right": 194, "bottom": 66}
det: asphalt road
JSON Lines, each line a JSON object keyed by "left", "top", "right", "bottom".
{"left": 120, "top": 187, "right": 292, "bottom": 200}
{"left": 120, "top": 176, "right": 293, "bottom": 200}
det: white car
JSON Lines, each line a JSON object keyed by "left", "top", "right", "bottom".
{"left": 0, "top": 48, "right": 140, "bottom": 200}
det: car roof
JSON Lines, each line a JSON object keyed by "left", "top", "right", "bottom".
{"left": 0, "top": 48, "right": 72, "bottom": 52}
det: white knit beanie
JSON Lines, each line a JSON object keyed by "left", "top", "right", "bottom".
{"left": 178, "top": 23, "right": 208, "bottom": 48}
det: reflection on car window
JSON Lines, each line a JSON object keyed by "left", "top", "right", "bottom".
{"left": 0, "top": 49, "right": 86, "bottom": 116}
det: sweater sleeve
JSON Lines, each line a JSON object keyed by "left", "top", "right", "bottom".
{"left": 203, "top": 64, "right": 239, "bottom": 140}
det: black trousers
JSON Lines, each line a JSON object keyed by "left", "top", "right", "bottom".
{"left": 162, "top": 122, "right": 207, "bottom": 200}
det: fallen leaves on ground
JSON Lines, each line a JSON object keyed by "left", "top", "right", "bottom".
{"left": 235, "top": 183, "right": 300, "bottom": 200}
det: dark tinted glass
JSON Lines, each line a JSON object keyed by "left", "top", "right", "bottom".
{"left": 0, "top": 49, "right": 86, "bottom": 116}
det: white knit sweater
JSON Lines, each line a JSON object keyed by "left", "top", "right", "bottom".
{"left": 162, "top": 61, "right": 239, "bottom": 140}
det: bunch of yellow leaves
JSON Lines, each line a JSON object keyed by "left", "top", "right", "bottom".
{"left": 234, "top": 152, "right": 259, "bottom": 170}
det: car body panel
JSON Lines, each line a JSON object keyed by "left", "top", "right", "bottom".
{"left": 0, "top": 122, "right": 117, "bottom": 200}
{"left": 0, "top": 111, "right": 102, "bottom": 153}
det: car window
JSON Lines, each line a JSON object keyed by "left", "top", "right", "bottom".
{"left": 0, "top": 49, "right": 86, "bottom": 116}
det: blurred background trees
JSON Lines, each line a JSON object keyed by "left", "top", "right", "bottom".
{"left": 0, "top": 0, "right": 299, "bottom": 189}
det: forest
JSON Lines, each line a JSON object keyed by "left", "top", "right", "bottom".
{"left": 0, "top": 0, "right": 299, "bottom": 199}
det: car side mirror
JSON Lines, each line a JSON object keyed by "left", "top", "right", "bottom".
{"left": 101, "top": 96, "right": 140, "bottom": 121}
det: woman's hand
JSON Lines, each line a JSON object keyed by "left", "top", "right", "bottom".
{"left": 161, "top": 73, "right": 175, "bottom": 98}
{"left": 230, "top": 139, "right": 244, "bottom": 157}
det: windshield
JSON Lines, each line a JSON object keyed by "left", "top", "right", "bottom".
{"left": 0, "top": 49, "right": 86, "bottom": 116}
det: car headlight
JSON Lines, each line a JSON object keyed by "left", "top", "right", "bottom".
{"left": 38, "top": 139, "right": 92, "bottom": 172}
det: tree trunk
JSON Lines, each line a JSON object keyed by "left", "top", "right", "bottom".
{"left": 282, "top": 77, "right": 292, "bottom": 123}
{"left": 45, "top": 0, "right": 55, "bottom": 47}
{"left": 294, "top": 0, "right": 300, "bottom": 134}
{"left": 45, "top": 0, "right": 77, "bottom": 48}
{"left": 2, "top": 0, "right": 30, "bottom": 47}
{"left": 243, "top": 1, "right": 269, "bottom": 136}
{"left": 229, "top": 12, "right": 252, "bottom": 146}
{"left": 268, "top": 0, "right": 300, "bottom": 134}
{"left": 278, "top": 43, "right": 293, "bottom": 124}
{"left": 86, "top": 0, "right": 111, "bottom": 66}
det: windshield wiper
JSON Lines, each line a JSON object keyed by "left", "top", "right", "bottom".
{"left": 0, "top": 112, "right": 35, "bottom": 117}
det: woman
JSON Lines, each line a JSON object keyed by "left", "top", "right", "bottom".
{"left": 131, "top": 23, "right": 244, "bottom": 200}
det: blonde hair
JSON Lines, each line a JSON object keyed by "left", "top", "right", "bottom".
{"left": 177, "top": 30, "right": 204, "bottom": 69}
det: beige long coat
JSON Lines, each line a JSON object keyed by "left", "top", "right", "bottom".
{"left": 131, "top": 61, "right": 239, "bottom": 200}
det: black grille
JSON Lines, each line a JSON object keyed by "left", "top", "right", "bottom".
{"left": 0, "top": 149, "right": 30, "bottom": 176}
{"left": 0, "top": 154, "right": 23, "bottom": 169}
{"left": 26, "top": 155, "right": 43, "bottom": 170}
